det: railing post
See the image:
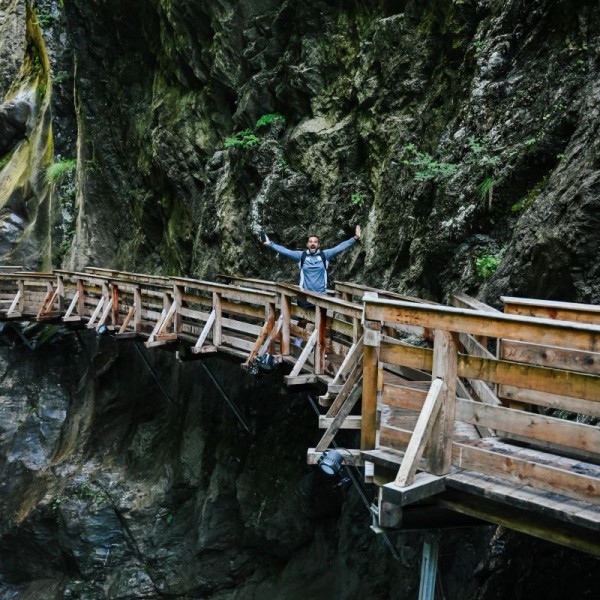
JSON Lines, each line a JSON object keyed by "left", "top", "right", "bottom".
{"left": 213, "top": 292, "right": 222, "bottom": 347}
{"left": 361, "top": 321, "right": 381, "bottom": 450}
{"left": 267, "top": 301, "right": 276, "bottom": 354}
{"left": 56, "top": 274, "right": 65, "bottom": 312}
{"left": 17, "top": 278, "right": 24, "bottom": 313}
{"left": 77, "top": 278, "right": 85, "bottom": 317}
{"left": 111, "top": 283, "right": 119, "bottom": 327}
{"left": 428, "top": 329, "right": 458, "bottom": 475}
{"left": 314, "top": 305, "right": 327, "bottom": 374}
{"left": 133, "top": 286, "right": 142, "bottom": 332}
{"left": 173, "top": 284, "right": 183, "bottom": 333}
{"left": 280, "top": 292, "right": 291, "bottom": 356}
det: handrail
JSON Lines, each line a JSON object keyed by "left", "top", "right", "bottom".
{"left": 502, "top": 295, "right": 600, "bottom": 323}
{"left": 361, "top": 296, "right": 600, "bottom": 507}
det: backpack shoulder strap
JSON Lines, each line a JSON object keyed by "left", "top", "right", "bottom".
{"left": 300, "top": 250, "right": 328, "bottom": 269}
{"left": 300, "top": 250, "right": 308, "bottom": 268}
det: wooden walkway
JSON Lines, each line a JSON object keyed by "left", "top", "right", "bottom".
{"left": 1, "top": 267, "right": 599, "bottom": 555}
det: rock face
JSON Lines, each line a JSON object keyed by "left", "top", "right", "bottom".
{"left": 0, "top": 331, "right": 490, "bottom": 598}
{"left": 1, "top": 1, "right": 600, "bottom": 598}
{"left": 1, "top": 0, "right": 599, "bottom": 302}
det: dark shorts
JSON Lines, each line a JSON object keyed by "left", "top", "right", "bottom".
{"left": 297, "top": 299, "right": 315, "bottom": 310}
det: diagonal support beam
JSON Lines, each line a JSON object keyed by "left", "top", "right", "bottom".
{"left": 394, "top": 377, "right": 444, "bottom": 487}
{"left": 191, "top": 309, "right": 216, "bottom": 353}
{"left": 315, "top": 377, "right": 363, "bottom": 452}
{"left": 288, "top": 329, "right": 318, "bottom": 377}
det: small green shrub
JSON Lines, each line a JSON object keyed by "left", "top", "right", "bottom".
{"left": 351, "top": 192, "right": 365, "bottom": 206}
{"left": 47, "top": 158, "right": 77, "bottom": 182}
{"left": 224, "top": 129, "right": 261, "bottom": 149}
{"left": 475, "top": 251, "right": 503, "bottom": 279}
{"left": 402, "top": 144, "right": 458, "bottom": 181}
{"left": 255, "top": 113, "right": 285, "bottom": 129}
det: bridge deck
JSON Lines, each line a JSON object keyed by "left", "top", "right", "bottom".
{"left": 1, "top": 267, "right": 599, "bottom": 555}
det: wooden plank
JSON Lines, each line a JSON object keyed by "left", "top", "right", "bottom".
{"left": 382, "top": 473, "right": 446, "bottom": 507}
{"left": 437, "top": 489, "right": 600, "bottom": 556}
{"left": 86, "top": 295, "right": 105, "bottom": 328}
{"left": 118, "top": 305, "right": 136, "bottom": 334}
{"left": 501, "top": 339, "right": 600, "bottom": 374}
{"left": 325, "top": 369, "right": 362, "bottom": 418}
{"left": 383, "top": 335, "right": 600, "bottom": 403}
{"left": 318, "top": 415, "right": 362, "bottom": 429}
{"left": 328, "top": 336, "right": 364, "bottom": 391}
{"left": 380, "top": 340, "right": 433, "bottom": 371}
{"left": 213, "top": 292, "right": 222, "bottom": 347}
{"left": 314, "top": 306, "right": 327, "bottom": 375}
{"left": 429, "top": 330, "right": 458, "bottom": 475}
{"left": 452, "top": 292, "right": 501, "bottom": 313}
{"left": 288, "top": 329, "right": 318, "bottom": 377}
{"left": 458, "top": 353, "right": 600, "bottom": 402}
{"left": 220, "top": 317, "right": 262, "bottom": 337}
{"left": 277, "top": 283, "right": 363, "bottom": 320}
{"left": 498, "top": 386, "right": 600, "bottom": 418}
{"left": 455, "top": 399, "right": 600, "bottom": 455}
{"left": 395, "top": 378, "right": 444, "bottom": 486}
{"left": 280, "top": 293, "right": 292, "bottom": 356}
{"left": 220, "top": 334, "right": 254, "bottom": 352}
{"left": 361, "top": 324, "right": 380, "bottom": 450}
{"left": 447, "top": 470, "right": 599, "bottom": 528}
{"left": 365, "top": 299, "right": 600, "bottom": 352}
{"left": 220, "top": 299, "right": 264, "bottom": 319}
{"left": 502, "top": 296, "right": 600, "bottom": 324}
{"left": 192, "top": 310, "right": 215, "bottom": 352}
{"left": 6, "top": 290, "right": 21, "bottom": 316}
{"left": 307, "top": 448, "right": 364, "bottom": 467}
{"left": 380, "top": 426, "right": 600, "bottom": 504}
{"left": 284, "top": 373, "right": 318, "bottom": 385}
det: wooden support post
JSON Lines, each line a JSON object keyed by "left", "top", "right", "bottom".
{"left": 428, "top": 329, "right": 458, "bottom": 475}
{"left": 266, "top": 301, "right": 276, "bottom": 354}
{"left": 173, "top": 285, "right": 183, "bottom": 334}
{"left": 77, "top": 278, "right": 85, "bottom": 317}
{"left": 353, "top": 316, "right": 360, "bottom": 343}
{"left": 192, "top": 309, "right": 216, "bottom": 352}
{"left": 7, "top": 289, "right": 21, "bottom": 316}
{"left": 361, "top": 322, "right": 381, "bottom": 450}
{"left": 314, "top": 305, "right": 327, "bottom": 374}
{"left": 133, "top": 286, "right": 142, "bottom": 332}
{"left": 118, "top": 305, "right": 135, "bottom": 334}
{"left": 56, "top": 275, "right": 65, "bottom": 312}
{"left": 111, "top": 284, "right": 119, "bottom": 327}
{"left": 17, "top": 279, "right": 25, "bottom": 313}
{"left": 280, "top": 293, "right": 291, "bottom": 356}
{"left": 395, "top": 378, "right": 444, "bottom": 487}
{"left": 418, "top": 533, "right": 440, "bottom": 600}
{"left": 212, "top": 292, "right": 222, "bottom": 347}
{"left": 87, "top": 295, "right": 105, "bottom": 328}
{"left": 287, "top": 329, "right": 318, "bottom": 378}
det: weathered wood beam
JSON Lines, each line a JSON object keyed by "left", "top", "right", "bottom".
{"left": 395, "top": 377, "right": 445, "bottom": 487}
{"left": 366, "top": 299, "right": 600, "bottom": 352}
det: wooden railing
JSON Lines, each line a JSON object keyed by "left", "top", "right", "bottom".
{"left": 359, "top": 295, "right": 600, "bottom": 506}
{"left": 2, "top": 268, "right": 599, "bottom": 512}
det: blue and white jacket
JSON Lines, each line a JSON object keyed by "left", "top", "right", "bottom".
{"left": 267, "top": 237, "right": 357, "bottom": 294}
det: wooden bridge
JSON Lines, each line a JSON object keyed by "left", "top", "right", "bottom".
{"left": 1, "top": 266, "right": 599, "bottom": 558}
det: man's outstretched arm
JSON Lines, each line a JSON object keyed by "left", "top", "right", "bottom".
{"left": 260, "top": 232, "right": 303, "bottom": 261}
{"left": 323, "top": 225, "right": 362, "bottom": 260}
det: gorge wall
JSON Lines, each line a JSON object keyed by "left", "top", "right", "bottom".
{"left": 1, "top": 0, "right": 600, "bottom": 598}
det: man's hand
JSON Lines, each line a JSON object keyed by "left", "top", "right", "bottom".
{"left": 259, "top": 230, "right": 270, "bottom": 245}
{"left": 354, "top": 225, "right": 362, "bottom": 240}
